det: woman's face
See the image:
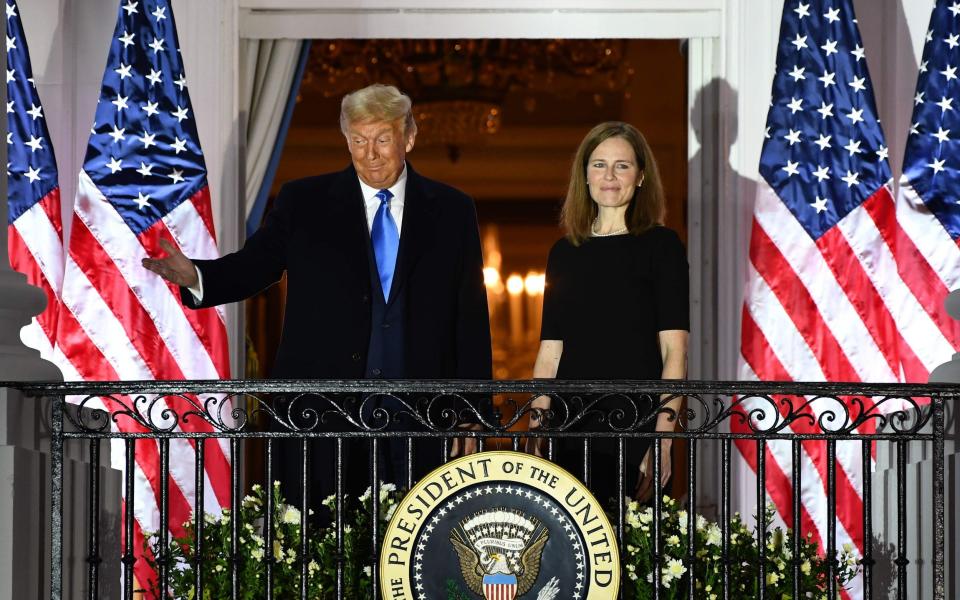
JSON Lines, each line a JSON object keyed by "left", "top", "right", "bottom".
{"left": 586, "top": 136, "right": 642, "bottom": 209}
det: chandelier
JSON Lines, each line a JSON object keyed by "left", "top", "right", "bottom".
{"left": 302, "top": 40, "right": 635, "bottom": 160}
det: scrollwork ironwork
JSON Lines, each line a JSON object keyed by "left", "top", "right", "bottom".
{"left": 36, "top": 381, "right": 941, "bottom": 439}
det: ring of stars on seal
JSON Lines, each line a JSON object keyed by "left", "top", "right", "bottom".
{"left": 380, "top": 451, "right": 620, "bottom": 599}
{"left": 413, "top": 483, "right": 587, "bottom": 600}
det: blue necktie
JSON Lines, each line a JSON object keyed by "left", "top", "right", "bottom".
{"left": 371, "top": 189, "right": 399, "bottom": 301}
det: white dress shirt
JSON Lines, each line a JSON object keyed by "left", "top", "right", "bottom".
{"left": 359, "top": 165, "right": 407, "bottom": 234}
{"left": 189, "top": 167, "right": 409, "bottom": 301}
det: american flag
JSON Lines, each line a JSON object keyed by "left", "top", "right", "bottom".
{"left": 53, "top": 0, "right": 232, "bottom": 594}
{"left": 734, "top": 1, "right": 939, "bottom": 598}
{"left": 896, "top": 0, "right": 960, "bottom": 374}
{"left": 6, "top": 0, "right": 63, "bottom": 360}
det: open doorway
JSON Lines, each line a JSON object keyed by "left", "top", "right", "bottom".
{"left": 243, "top": 36, "right": 691, "bottom": 495}
{"left": 247, "top": 38, "right": 688, "bottom": 380}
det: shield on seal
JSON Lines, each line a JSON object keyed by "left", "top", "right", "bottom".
{"left": 482, "top": 573, "right": 518, "bottom": 600}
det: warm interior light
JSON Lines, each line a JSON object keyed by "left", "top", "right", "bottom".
{"left": 506, "top": 274, "right": 524, "bottom": 296}
{"left": 524, "top": 272, "right": 545, "bottom": 296}
{"left": 483, "top": 267, "right": 502, "bottom": 288}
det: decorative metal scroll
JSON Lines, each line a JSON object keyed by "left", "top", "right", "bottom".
{"left": 19, "top": 380, "right": 945, "bottom": 438}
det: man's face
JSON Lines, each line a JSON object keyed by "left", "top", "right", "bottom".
{"left": 345, "top": 118, "right": 415, "bottom": 189}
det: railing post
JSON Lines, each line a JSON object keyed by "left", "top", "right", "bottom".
{"left": 933, "top": 394, "right": 945, "bottom": 600}
{"left": 49, "top": 394, "right": 63, "bottom": 600}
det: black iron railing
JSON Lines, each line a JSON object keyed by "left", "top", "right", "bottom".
{"left": 13, "top": 379, "right": 953, "bottom": 600}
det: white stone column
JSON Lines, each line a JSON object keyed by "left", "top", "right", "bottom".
{"left": 929, "top": 291, "right": 960, "bottom": 598}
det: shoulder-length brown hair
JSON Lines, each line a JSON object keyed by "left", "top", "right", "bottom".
{"left": 560, "top": 121, "right": 666, "bottom": 246}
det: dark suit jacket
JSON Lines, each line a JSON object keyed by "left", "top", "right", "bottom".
{"left": 182, "top": 163, "right": 492, "bottom": 381}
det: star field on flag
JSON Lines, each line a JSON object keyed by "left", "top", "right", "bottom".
{"left": 84, "top": 0, "right": 205, "bottom": 236}
{"left": 759, "top": 0, "right": 892, "bottom": 240}
{"left": 6, "top": 0, "right": 63, "bottom": 357}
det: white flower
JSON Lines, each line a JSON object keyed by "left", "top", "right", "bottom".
{"left": 379, "top": 482, "right": 397, "bottom": 502}
{"left": 666, "top": 535, "right": 680, "bottom": 546}
{"left": 664, "top": 557, "right": 686, "bottom": 579}
{"left": 677, "top": 510, "right": 688, "bottom": 531}
{"left": 383, "top": 503, "right": 398, "bottom": 522}
{"left": 273, "top": 540, "right": 283, "bottom": 561}
{"left": 706, "top": 524, "right": 722, "bottom": 547}
{"left": 363, "top": 566, "right": 372, "bottom": 577}
{"left": 282, "top": 505, "right": 301, "bottom": 525}
{"left": 251, "top": 547, "right": 264, "bottom": 561}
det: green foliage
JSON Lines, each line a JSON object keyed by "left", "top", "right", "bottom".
{"left": 445, "top": 578, "right": 472, "bottom": 600}
{"left": 620, "top": 496, "right": 860, "bottom": 599}
{"left": 144, "top": 481, "right": 404, "bottom": 599}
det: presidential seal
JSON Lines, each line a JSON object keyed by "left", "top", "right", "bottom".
{"left": 380, "top": 451, "right": 619, "bottom": 599}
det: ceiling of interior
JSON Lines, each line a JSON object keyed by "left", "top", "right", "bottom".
{"left": 272, "top": 38, "right": 688, "bottom": 277}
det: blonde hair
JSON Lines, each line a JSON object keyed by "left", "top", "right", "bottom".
{"left": 560, "top": 121, "right": 666, "bottom": 246}
{"left": 339, "top": 83, "right": 417, "bottom": 136}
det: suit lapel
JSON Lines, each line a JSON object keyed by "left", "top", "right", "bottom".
{"left": 389, "top": 163, "right": 436, "bottom": 304}
{"left": 326, "top": 165, "right": 374, "bottom": 294}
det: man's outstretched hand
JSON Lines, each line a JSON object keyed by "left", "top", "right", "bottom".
{"left": 141, "top": 239, "right": 198, "bottom": 288}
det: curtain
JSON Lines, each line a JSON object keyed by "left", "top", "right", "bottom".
{"left": 240, "top": 39, "right": 310, "bottom": 237}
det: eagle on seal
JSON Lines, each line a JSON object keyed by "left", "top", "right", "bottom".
{"left": 449, "top": 508, "right": 550, "bottom": 599}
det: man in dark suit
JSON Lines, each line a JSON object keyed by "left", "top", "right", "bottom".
{"left": 142, "top": 83, "right": 492, "bottom": 511}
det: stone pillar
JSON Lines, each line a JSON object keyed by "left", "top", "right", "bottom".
{"left": 930, "top": 291, "right": 960, "bottom": 383}
{"left": 928, "top": 291, "right": 960, "bottom": 599}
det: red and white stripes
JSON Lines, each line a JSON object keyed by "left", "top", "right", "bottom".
{"left": 735, "top": 177, "right": 958, "bottom": 599}
{"left": 55, "top": 170, "right": 232, "bottom": 595}
{"left": 8, "top": 187, "right": 63, "bottom": 358}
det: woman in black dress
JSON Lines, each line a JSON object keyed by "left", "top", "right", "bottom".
{"left": 528, "top": 121, "right": 689, "bottom": 504}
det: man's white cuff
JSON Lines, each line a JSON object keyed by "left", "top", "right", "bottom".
{"left": 187, "top": 266, "right": 204, "bottom": 302}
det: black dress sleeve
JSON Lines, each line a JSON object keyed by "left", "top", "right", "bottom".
{"left": 540, "top": 240, "right": 565, "bottom": 340}
{"left": 651, "top": 228, "right": 690, "bottom": 332}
